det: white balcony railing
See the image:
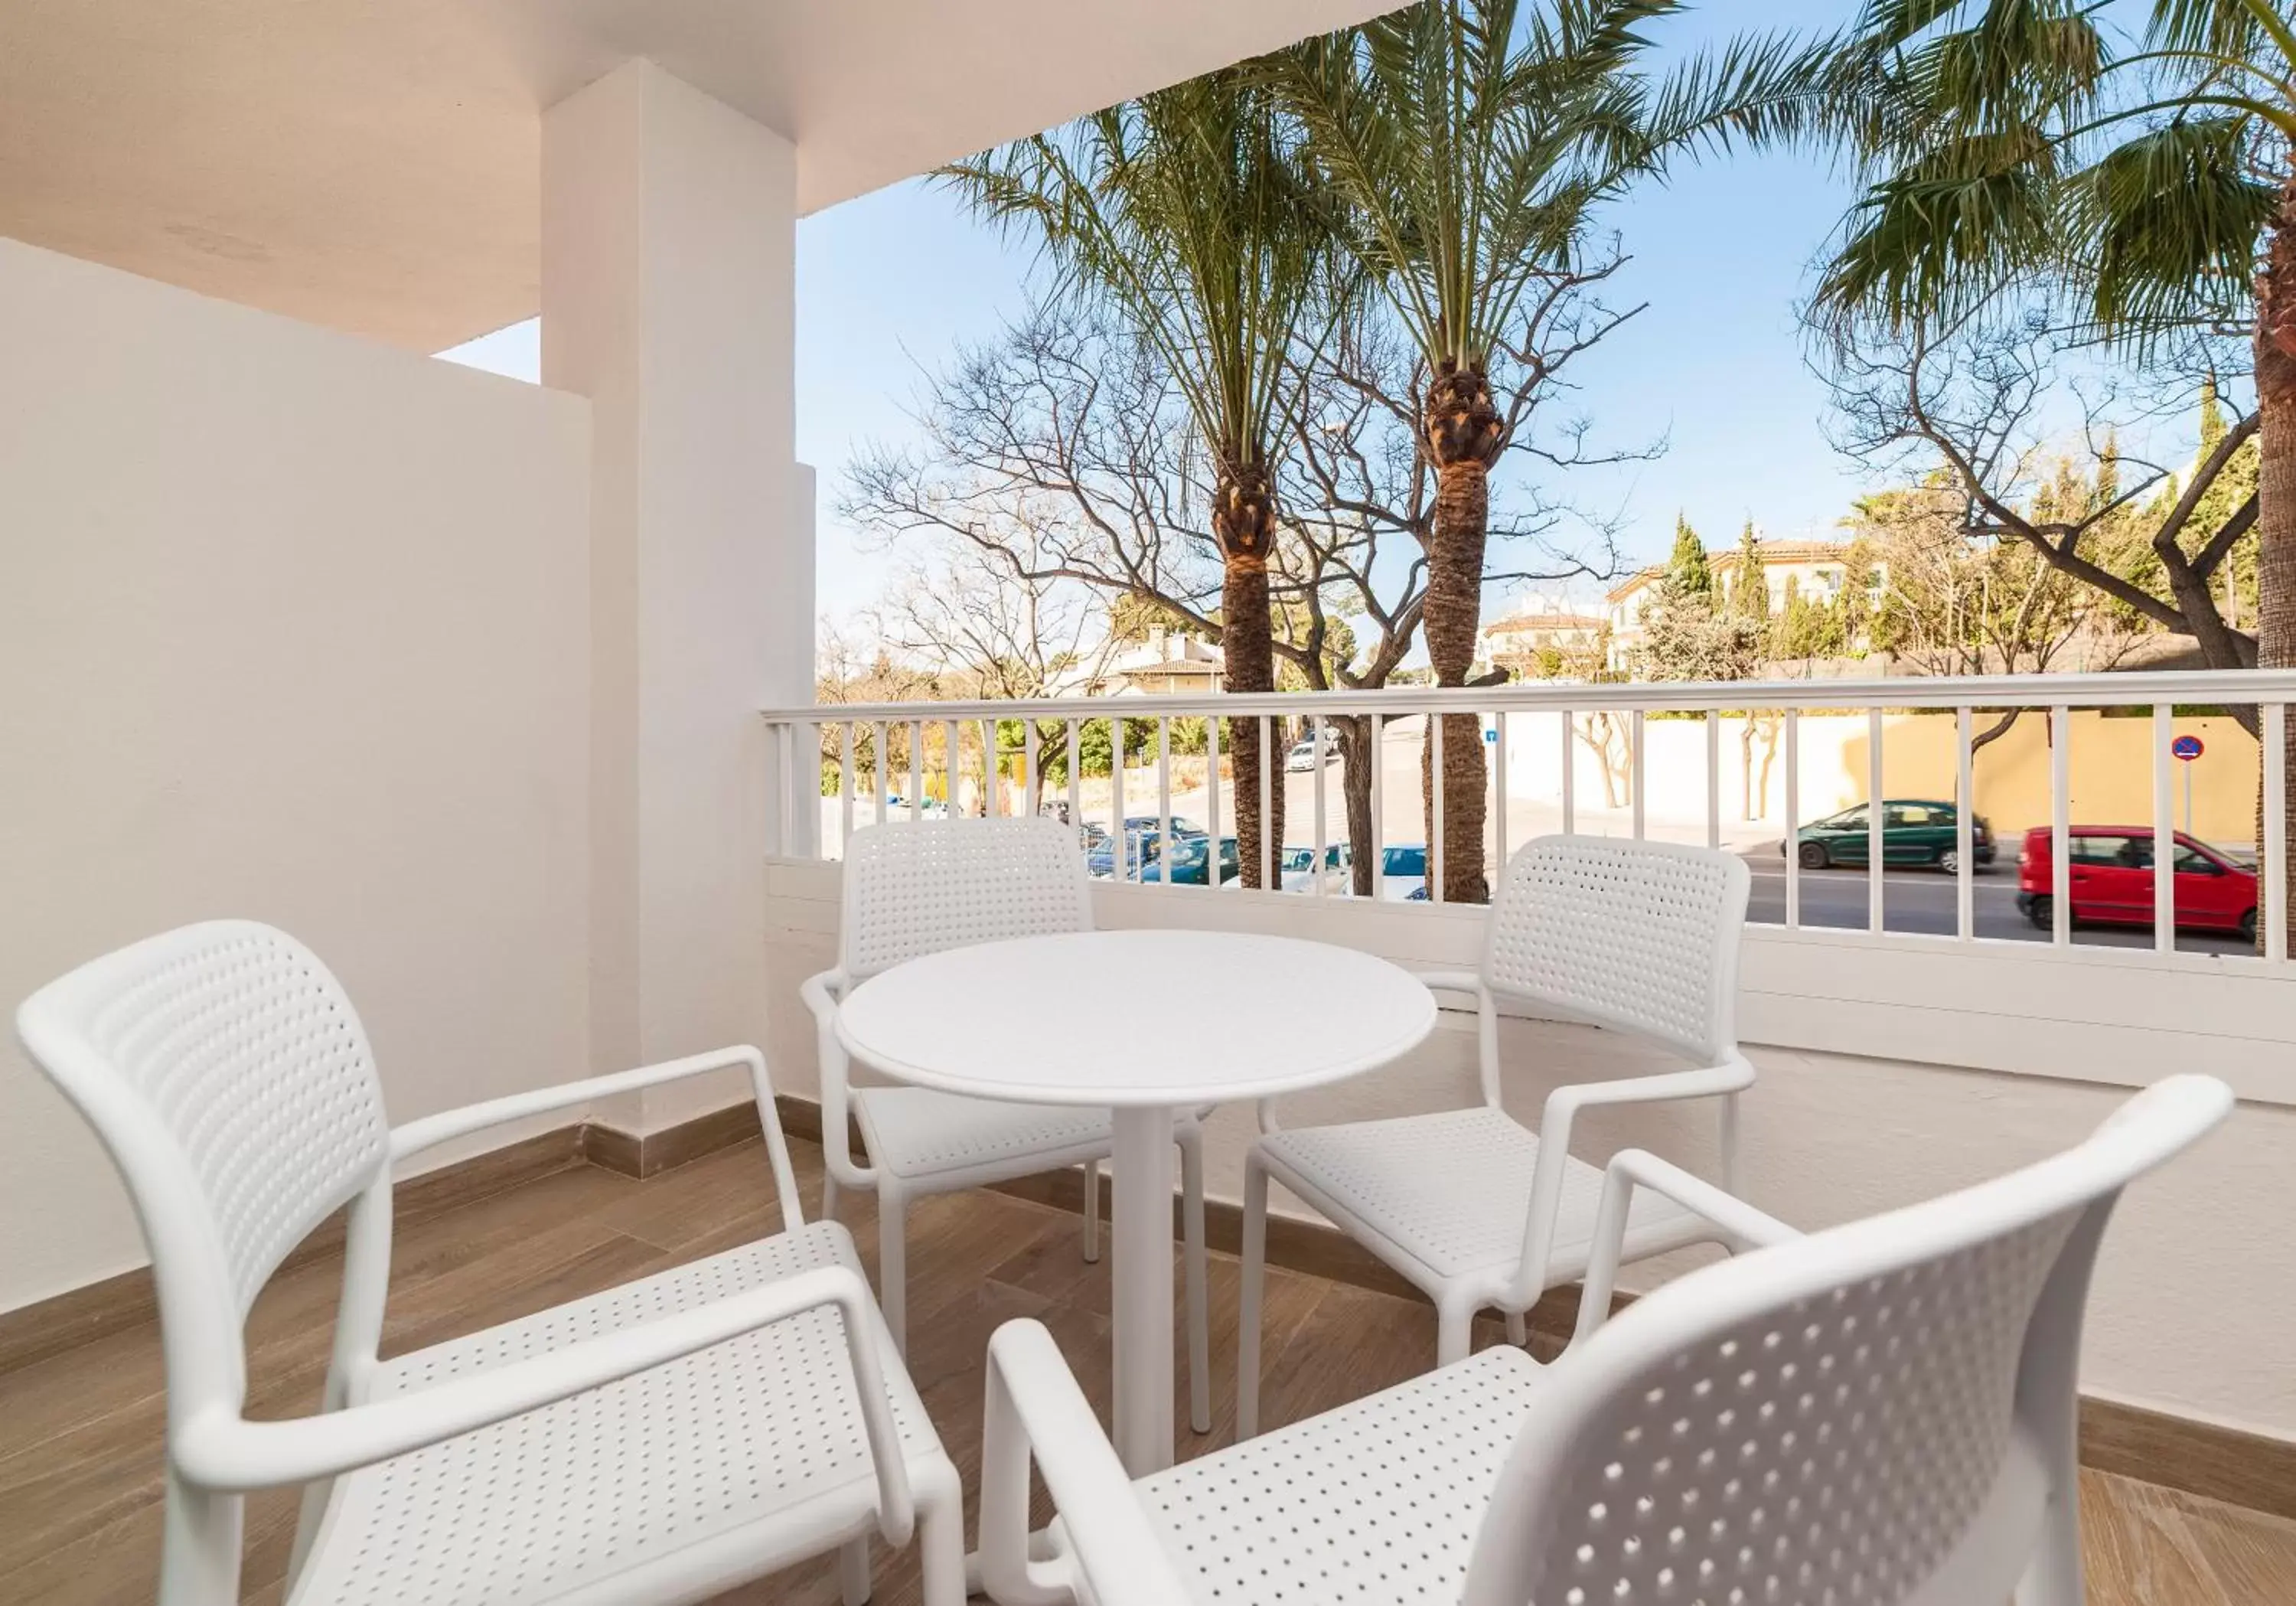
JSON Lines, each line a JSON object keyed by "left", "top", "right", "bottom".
{"left": 762, "top": 669, "right": 2296, "bottom": 970}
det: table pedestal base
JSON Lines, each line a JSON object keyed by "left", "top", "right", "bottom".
{"left": 1110, "top": 1105, "right": 1176, "bottom": 1477}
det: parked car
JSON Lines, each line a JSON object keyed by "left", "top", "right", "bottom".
{"left": 1140, "top": 834, "right": 1240, "bottom": 885}
{"left": 1088, "top": 827, "right": 1159, "bottom": 880}
{"left": 1785, "top": 799, "right": 1994, "bottom": 873}
{"left": 1279, "top": 842, "right": 1349, "bottom": 892}
{"left": 1283, "top": 736, "right": 1340, "bottom": 772}
{"left": 1375, "top": 844, "right": 1429, "bottom": 900}
{"left": 1122, "top": 813, "right": 1205, "bottom": 840}
{"left": 2017, "top": 827, "right": 2257, "bottom": 941}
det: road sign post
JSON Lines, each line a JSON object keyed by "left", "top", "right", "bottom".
{"left": 2171, "top": 734, "right": 2204, "bottom": 835}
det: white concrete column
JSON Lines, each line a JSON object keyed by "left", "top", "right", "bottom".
{"left": 541, "top": 59, "right": 810, "bottom": 1128}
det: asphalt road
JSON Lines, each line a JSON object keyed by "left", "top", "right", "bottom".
{"left": 1738, "top": 851, "right": 2254, "bottom": 953}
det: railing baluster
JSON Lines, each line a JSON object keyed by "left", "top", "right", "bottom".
{"left": 908, "top": 720, "right": 921, "bottom": 824}
{"left": 876, "top": 721, "right": 892, "bottom": 825}
{"left": 943, "top": 719, "right": 960, "bottom": 817}
{"left": 1111, "top": 714, "right": 1127, "bottom": 883}
{"left": 1495, "top": 712, "right": 1510, "bottom": 870}
{"left": 1157, "top": 717, "right": 1172, "bottom": 890}
{"left": 2154, "top": 703, "right": 2175, "bottom": 954}
{"left": 1704, "top": 710, "right": 1720, "bottom": 850}
{"left": 1430, "top": 710, "right": 1445, "bottom": 905}
{"left": 2268, "top": 703, "right": 2288, "bottom": 961}
{"left": 774, "top": 723, "right": 792, "bottom": 857}
{"left": 838, "top": 720, "right": 853, "bottom": 860}
{"left": 1867, "top": 708, "right": 1885, "bottom": 935}
{"left": 1955, "top": 707, "right": 1974, "bottom": 942}
{"left": 1561, "top": 710, "right": 1575, "bottom": 835}
{"left": 1312, "top": 715, "right": 1328, "bottom": 897}
{"left": 1024, "top": 719, "right": 1040, "bottom": 819}
{"left": 1205, "top": 716, "right": 1221, "bottom": 890}
{"left": 1257, "top": 714, "right": 1273, "bottom": 890}
{"left": 1066, "top": 718, "right": 1081, "bottom": 847}
{"left": 2050, "top": 706, "right": 2071, "bottom": 947}
{"left": 1371, "top": 713, "right": 1387, "bottom": 899}
{"left": 1630, "top": 710, "right": 1646, "bottom": 840}
{"left": 1783, "top": 709, "right": 1801, "bottom": 929}
{"left": 982, "top": 717, "right": 999, "bottom": 817}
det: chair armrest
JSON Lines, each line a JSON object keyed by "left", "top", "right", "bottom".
{"left": 1572, "top": 1148, "right": 1799, "bottom": 1350}
{"left": 388, "top": 1045, "right": 802, "bottom": 1229}
{"left": 1538, "top": 1056, "right": 1756, "bottom": 1128}
{"left": 981, "top": 1320, "right": 1189, "bottom": 1606}
{"left": 800, "top": 968, "right": 873, "bottom": 1187}
{"left": 1511, "top": 1056, "right": 1759, "bottom": 1304}
{"left": 175, "top": 1265, "right": 918, "bottom": 1546}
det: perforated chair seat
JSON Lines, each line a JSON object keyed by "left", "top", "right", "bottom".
{"left": 853, "top": 1085, "right": 1199, "bottom": 1186}
{"left": 290, "top": 1221, "right": 947, "bottom": 1606}
{"left": 1128, "top": 1346, "right": 1544, "bottom": 1605}
{"left": 1260, "top": 1106, "right": 1704, "bottom": 1283}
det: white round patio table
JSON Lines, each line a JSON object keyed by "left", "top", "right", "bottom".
{"left": 836, "top": 926, "right": 1436, "bottom": 1477}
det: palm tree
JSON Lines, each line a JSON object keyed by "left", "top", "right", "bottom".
{"left": 1815, "top": 0, "right": 2293, "bottom": 939}
{"left": 1273, "top": 0, "right": 1840, "bottom": 900}
{"left": 943, "top": 67, "right": 1338, "bottom": 888}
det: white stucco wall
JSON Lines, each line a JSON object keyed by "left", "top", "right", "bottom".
{"left": 0, "top": 237, "right": 595, "bottom": 1311}
{"left": 763, "top": 863, "right": 2296, "bottom": 1442}
{"left": 543, "top": 59, "right": 807, "bottom": 1134}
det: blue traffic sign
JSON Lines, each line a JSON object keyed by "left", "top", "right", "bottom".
{"left": 2171, "top": 735, "right": 2205, "bottom": 762}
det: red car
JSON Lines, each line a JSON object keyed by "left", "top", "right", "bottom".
{"left": 2017, "top": 827, "right": 2257, "bottom": 941}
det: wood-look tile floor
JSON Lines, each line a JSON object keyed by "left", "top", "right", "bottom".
{"left": 5, "top": 1136, "right": 2292, "bottom": 1604}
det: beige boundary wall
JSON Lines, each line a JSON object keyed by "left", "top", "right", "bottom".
{"left": 1502, "top": 708, "right": 2263, "bottom": 844}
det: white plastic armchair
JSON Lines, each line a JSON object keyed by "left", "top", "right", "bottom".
{"left": 983, "top": 1074, "right": 2232, "bottom": 1606}
{"left": 1241, "top": 835, "right": 1756, "bottom": 1431}
{"left": 806, "top": 818, "right": 1210, "bottom": 1435}
{"left": 15, "top": 921, "right": 964, "bottom": 1606}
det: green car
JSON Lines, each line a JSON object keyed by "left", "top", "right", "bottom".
{"left": 1786, "top": 799, "right": 1997, "bottom": 873}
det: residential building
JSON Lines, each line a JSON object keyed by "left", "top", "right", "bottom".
{"left": 1606, "top": 537, "right": 1878, "bottom": 661}
{"left": 1479, "top": 596, "right": 1607, "bottom": 675}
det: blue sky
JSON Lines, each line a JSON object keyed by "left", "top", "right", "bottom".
{"left": 435, "top": 1, "right": 1926, "bottom": 622}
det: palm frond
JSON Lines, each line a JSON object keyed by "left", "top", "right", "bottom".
{"left": 2067, "top": 113, "right": 2278, "bottom": 347}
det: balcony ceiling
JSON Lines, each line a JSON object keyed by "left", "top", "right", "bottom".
{"left": 0, "top": 0, "right": 1392, "bottom": 354}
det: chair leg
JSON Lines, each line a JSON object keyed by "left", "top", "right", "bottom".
{"left": 2014, "top": 1480, "right": 2085, "bottom": 1606}
{"left": 879, "top": 1183, "right": 908, "bottom": 1356}
{"left": 1437, "top": 1292, "right": 1476, "bottom": 1368}
{"left": 1179, "top": 1128, "right": 1211, "bottom": 1435}
{"left": 1505, "top": 1308, "right": 1528, "bottom": 1347}
{"left": 839, "top": 1536, "right": 871, "bottom": 1606}
{"left": 1237, "top": 1154, "right": 1270, "bottom": 1441}
{"left": 821, "top": 1170, "right": 841, "bottom": 1224}
{"left": 1081, "top": 1157, "right": 1102, "bottom": 1263}
{"left": 158, "top": 1472, "right": 242, "bottom": 1606}
{"left": 915, "top": 1461, "right": 969, "bottom": 1606}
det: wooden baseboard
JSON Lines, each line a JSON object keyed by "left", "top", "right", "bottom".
{"left": 582, "top": 1102, "right": 765, "bottom": 1179}
{"left": 2081, "top": 1395, "right": 2296, "bottom": 1523}
{"left": 11, "top": 1091, "right": 2292, "bottom": 1524}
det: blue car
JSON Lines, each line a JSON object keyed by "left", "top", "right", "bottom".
{"left": 1140, "top": 834, "right": 1239, "bottom": 886}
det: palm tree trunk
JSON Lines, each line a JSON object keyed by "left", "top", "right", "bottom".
{"left": 1216, "top": 467, "right": 1284, "bottom": 889}
{"left": 1422, "top": 364, "right": 1502, "bottom": 903}
{"left": 2255, "top": 184, "right": 2296, "bottom": 953}
{"left": 1335, "top": 713, "right": 1377, "bottom": 896}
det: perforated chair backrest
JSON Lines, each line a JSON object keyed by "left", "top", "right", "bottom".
{"left": 1482, "top": 836, "right": 1750, "bottom": 1065}
{"left": 15, "top": 922, "right": 391, "bottom": 1358}
{"left": 1463, "top": 1074, "right": 2232, "bottom": 1606}
{"left": 840, "top": 818, "right": 1094, "bottom": 982}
